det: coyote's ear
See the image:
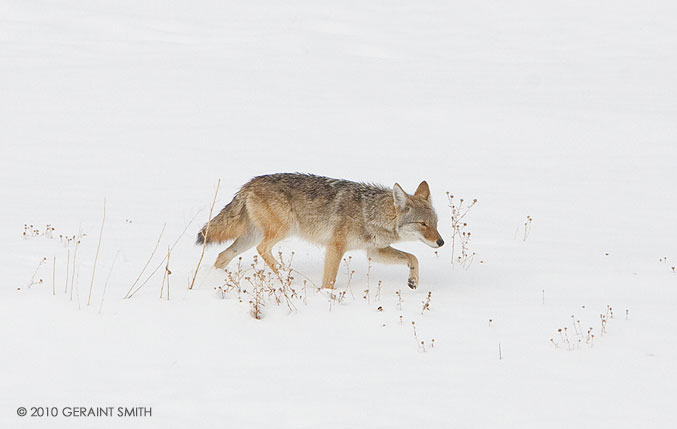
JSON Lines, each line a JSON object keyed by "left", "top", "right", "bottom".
{"left": 414, "top": 180, "right": 431, "bottom": 201}
{"left": 393, "top": 183, "right": 408, "bottom": 210}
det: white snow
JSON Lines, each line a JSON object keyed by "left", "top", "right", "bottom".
{"left": 2, "top": 0, "right": 676, "bottom": 427}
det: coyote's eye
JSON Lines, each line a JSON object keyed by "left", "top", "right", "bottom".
{"left": 419, "top": 222, "right": 427, "bottom": 227}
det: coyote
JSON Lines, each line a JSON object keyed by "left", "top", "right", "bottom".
{"left": 197, "top": 173, "right": 444, "bottom": 289}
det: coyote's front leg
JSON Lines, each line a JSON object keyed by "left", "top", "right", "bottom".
{"left": 322, "top": 240, "right": 346, "bottom": 289}
{"left": 368, "top": 246, "right": 419, "bottom": 289}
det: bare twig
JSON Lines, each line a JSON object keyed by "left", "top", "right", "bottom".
{"left": 126, "top": 209, "right": 200, "bottom": 298}
{"left": 288, "top": 269, "right": 318, "bottom": 289}
{"left": 88, "top": 198, "right": 106, "bottom": 305}
{"left": 523, "top": 216, "right": 533, "bottom": 241}
{"left": 27, "top": 257, "right": 46, "bottom": 288}
{"left": 189, "top": 179, "right": 221, "bottom": 290}
{"left": 124, "top": 223, "right": 166, "bottom": 299}
{"left": 64, "top": 247, "right": 70, "bottom": 294}
{"left": 161, "top": 246, "right": 172, "bottom": 300}
{"left": 160, "top": 262, "right": 167, "bottom": 299}
{"left": 52, "top": 256, "right": 56, "bottom": 295}
{"left": 98, "top": 251, "right": 120, "bottom": 315}
{"left": 74, "top": 266, "right": 81, "bottom": 310}
{"left": 166, "top": 246, "right": 171, "bottom": 300}
{"left": 70, "top": 231, "right": 81, "bottom": 301}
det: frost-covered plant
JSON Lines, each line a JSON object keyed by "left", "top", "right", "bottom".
{"left": 22, "top": 223, "right": 56, "bottom": 239}
{"left": 523, "top": 216, "right": 533, "bottom": 241}
{"left": 27, "top": 257, "right": 47, "bottom": 288}
{"left": 446, "top": 192, "right": 477, "bottom": 268}
{"left": 550, "top": 305, "right": 622, "bottom": 351}
{"left": 421, "top": 291, "right": 432, "bottom": 315}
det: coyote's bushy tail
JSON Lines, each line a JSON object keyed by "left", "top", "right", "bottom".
{"left": 196, "top": 193, "right": 249, "bottom": 245}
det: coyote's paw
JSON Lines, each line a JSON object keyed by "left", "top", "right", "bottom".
{"left": 407, "top": 267, "right": 419, "bottom": 289}
{"left": 407, "top": 277, "right": 417, "bottom": 290}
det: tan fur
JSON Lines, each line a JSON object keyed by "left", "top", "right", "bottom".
{"left": 197, "top": 173, "right": 444, "bottom": 289}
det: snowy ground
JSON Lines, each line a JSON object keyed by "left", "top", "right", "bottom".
{"left": 2, "top": 0, "right": 677, "bottom": 427}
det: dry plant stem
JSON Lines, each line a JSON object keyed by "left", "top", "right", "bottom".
{"left": 274, "top": 269, "right": 297, "bottom": 312}
{"left": 166, "top": 252, "right": 171, "bottom": 301}
{"left": 189, "top": 179, "right": 221, "bottom": 291}
{"left": 74, "top": 267, "right": 81, "bottom": 310}
{"left": 288, "top": 269, "right": 318, "bottom": 289}
{"left": 271, "top": 253, "right": 297, "bottom": 312}
{"left": 160, "top": 247, "right": 170, "bottom": 299}
{"left": 523, "top": 216, "right": 533, "bottom": 241}
{"left": 160, "top": 267, "right": 167, "bottom": 299}
{"left": 124, "top": 223, "right": 166, "bottom": 299}
{"left": 447, "top": 193, "right": 477, "bottom": 266}
{"left": 65, "top": 247, "right": 70, "bottom": 294}
{"left": 70, "top": 235, "right": 81, "bottom": 301}
{"left": 463, "top": 253, "right": 476, "bottom": 270}
{"left": 28, "top": 258, "right": 46, "bottom": 288}
{"left": 88, "top": 198, "right": 106, "bottom": 306}
{"left": 99, "top": 251, "right": 120, "bottom": 315}
{"left": 421, "top": 291, "right": 432, "bottom": 315}
{"left": 342, "top": 256, "right": 355, "bottom": 299}
{"left": 165, "top": 246, "right": 172, "bottom": 300}
{"left": 411, "top": 321, "right": 420, "bottom": 348}
{"left": 127, "top": 210, "right": 201, "bottom": 298}
{"left": 52, "top": 256, "right": 56, "bottom": 295}
{"left": 245, "top": 270, "right": 266, "bottom": 319}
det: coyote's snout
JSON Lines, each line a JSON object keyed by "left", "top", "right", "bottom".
{"left": 197, "top": 173, "right": 444, "bottom": 289}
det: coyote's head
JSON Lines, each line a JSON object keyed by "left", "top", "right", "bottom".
{"left": 393, "top": 181, "right": 444, "bottom": 248}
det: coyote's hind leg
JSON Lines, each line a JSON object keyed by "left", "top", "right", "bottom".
{"left": 255, "top": 226, "right": 289, "bottom": 274}
{"left": 214, "top": 229, "right": 260, "bottom": 269}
